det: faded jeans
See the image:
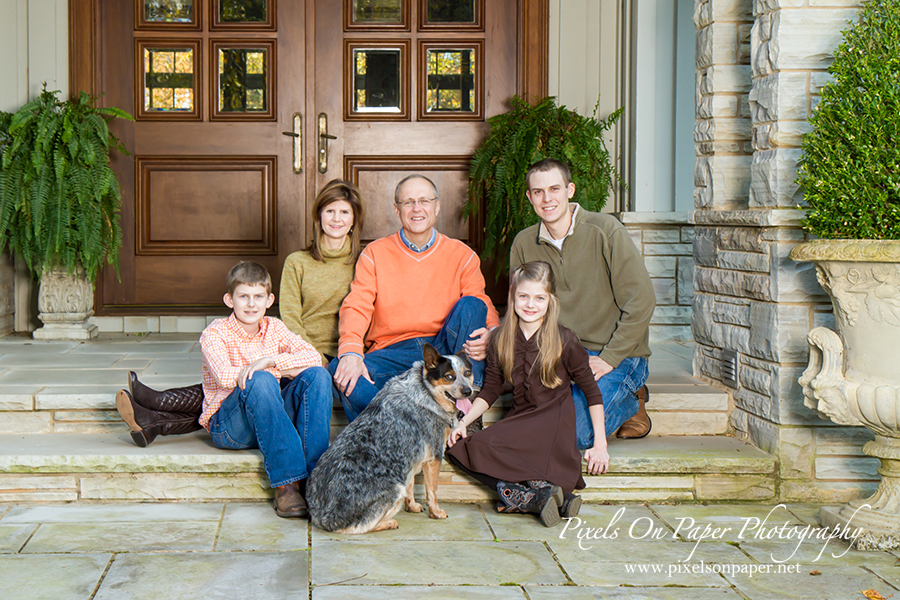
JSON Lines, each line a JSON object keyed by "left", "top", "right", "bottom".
{"left": 329, "top": 296, "right": 488, "bottom": 422}
{"left": 572, "top": 354, "right": 649, "bottom": 450}
{"left": 208, "top": 367, "right": 333, "bottom": 487}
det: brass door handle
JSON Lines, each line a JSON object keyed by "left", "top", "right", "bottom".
{"left": 281, "top": 112, "right": 302, "bottom": 173}
{"left": 317, "top": 113, "right": 337, "bottom": 174}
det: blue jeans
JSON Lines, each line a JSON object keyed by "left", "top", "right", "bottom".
{"left": 573, "top": 354, "right": 649, "bottom": 450}
{"left": 329, "top": 296, "right": 488, "bottom": 422}
{"left": 208, "top": 367, "right": 333, "bottom": 488}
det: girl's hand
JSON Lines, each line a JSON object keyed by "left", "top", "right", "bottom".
{"left": 447, "top": 423, "right": 468, "bottom": 447}
{"left": 583, "top": 445, "right": 610, "bottom": 475}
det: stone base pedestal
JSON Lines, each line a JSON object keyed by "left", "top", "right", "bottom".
{"left": 820, "top": 503, "right": 900, "bottom": 552}
{"left": 32, "top": 318, "right": 98, "bottom": 340}
{"left": 32, "top": 266, "right": 98, "bottom": 341}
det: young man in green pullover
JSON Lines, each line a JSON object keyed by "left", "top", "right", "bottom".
{"left": 510, "top": 159, "right": 656, "bottom": 471}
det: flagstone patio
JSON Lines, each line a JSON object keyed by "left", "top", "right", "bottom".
{"left": 2, "top": 501, "right": 898, "bottom": 599}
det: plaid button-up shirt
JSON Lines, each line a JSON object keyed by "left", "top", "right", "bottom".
{"left": 199, "top": 314, "right": 322, "bottom": 429}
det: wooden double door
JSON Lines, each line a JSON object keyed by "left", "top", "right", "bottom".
{"left": 73, "top": 0, "right": 542, "bottom": 312}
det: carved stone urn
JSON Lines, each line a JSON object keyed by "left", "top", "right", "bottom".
{"left": 791, "top": 239, "right": 900, "bottom": 550}
{"left": 32, "top": 265, "right": 98, "bottom": 340}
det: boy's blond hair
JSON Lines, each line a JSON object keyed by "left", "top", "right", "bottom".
{"left": 226, "top": 261, "right": 272, "bottom": 296}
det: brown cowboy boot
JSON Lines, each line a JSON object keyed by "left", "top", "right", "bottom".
{"left": 116, "top": 389, "right": 202, "bottom": 448}
{"left": 128, "top": 371, "right": 204, "bottom": 414}
{"left": 273, "top": 481, "right": 308, "bottom": 519}
{"left": 616, "top": 385, "right": 651, "bottom": 439}
{"left": 496, "top": 481, "right": 562, "bottom": 527}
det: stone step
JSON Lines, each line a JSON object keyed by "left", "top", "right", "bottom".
{"left": 0, "top": 432, "right": 775, "bottom": 504}
{"left": 0, "top": 376, "right": 731, "bottom": 436}
{"left": 645, "top": 378, "right": 730, "bottom": 436}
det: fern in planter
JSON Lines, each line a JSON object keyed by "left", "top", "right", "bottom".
{"left": 0, "top": 85, "right": 132, "bottom": 282}
{"left": 796, "top": 0, "right": 900, "bottom": 239}
{"left": 466, "top": 95, "right": 623, "bottom": 275}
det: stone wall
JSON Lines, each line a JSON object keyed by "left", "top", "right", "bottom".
{"left": 691, "top": 0, "right": 876, "bottom": 502}
{"left": 0, "top": 252, "right": 14, "bottom": 336}
{"left": 620, "top": 212, "right": 694, "bottom": 343}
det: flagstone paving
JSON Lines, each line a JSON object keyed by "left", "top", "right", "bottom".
{"left": 2, "top": 501, "right": 898, "bottom": 599}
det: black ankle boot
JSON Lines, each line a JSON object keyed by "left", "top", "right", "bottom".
{"left": 525, "top": 480, "right": 580, "bottom": 518}
{"left": 559, "top": 492, "right": 582, "bottom": 518}
{"left": 496, "top": 481, "right": 562, "bottom": 527}
{"left": 129, "top": 371, "right": 204, "bottom": 414}
{"left": 116, "top": 390, "right": 202, "bottom": 447}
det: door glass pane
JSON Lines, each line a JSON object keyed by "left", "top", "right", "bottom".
{"left": 352, "top": 0, "right": 402, "bottom": 23}
{"left": 353, "top": 49, "right": 401, "bottom": 113}
{"left": 426, "top": 49, "right": 475, "bottom": 113}
{"left": 143, "top": 0, "right": 194, "bottom": 23}
{"left": 426, "top": 0, "right": 475, "bottom": 23}
{"left": 219, "top": 0, "right": 267, "bottom": 22}
{"left": 218, "top": 48, "right": 268, "bottom": 112}
{"left": 144, "top": 48, "right": 195, "bottom": 111}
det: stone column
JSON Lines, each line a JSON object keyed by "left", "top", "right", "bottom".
{"left": 692, "top": 0, "right": 872, "bottom": 502}
{"left": 691, "top": 0, "right": 755, "bottom": 399}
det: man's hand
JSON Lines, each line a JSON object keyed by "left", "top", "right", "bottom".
{"left": 333, "top": 354, "right": 373, "bottom": 396}
{"left": 589, "top": 356, "right": 614, "bottom": 381}
{"left": 447, "top": 422, "right": 467, "bottom": 448}
{"left": 583, "top": 444, "right": 610, "bottom": 475}
{"left": 462, "top": 327, "right": 491, "bottom": 362}
{"left": 238, "top": 357, "right": 276, "bottom": 390}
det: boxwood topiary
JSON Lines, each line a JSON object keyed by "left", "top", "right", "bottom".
{"left": 796, "top": 0, "right": 900, "bottom": 239}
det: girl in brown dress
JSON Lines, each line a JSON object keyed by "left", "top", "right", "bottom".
{"left": 446, "top": 261, "right": 608, "bottom": 527}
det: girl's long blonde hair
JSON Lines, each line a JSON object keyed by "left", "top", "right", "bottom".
{"left": 496, "top": 261, "right": 563, "bottom": 389}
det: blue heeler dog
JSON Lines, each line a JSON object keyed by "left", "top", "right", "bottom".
{"left": 307, "top": 344, "right": 474, "bottom": 534}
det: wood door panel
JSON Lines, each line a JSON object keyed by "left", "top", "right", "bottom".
{"left": 132, "top": 255, "right": 282, "bottom": 305}
{"left": 74, "top": 0, "right": 541, "bottom": 312}
{"left": 342, "top": 122, "right": 485, "bottom": 155}
{"left": 137, "top": 156, "right": 276, "bottom": 254}
{"left": 316, "top": 0, "right": 519, "bottom": 296}
{"left": 347, "top": 156, "right": 471, "bottom": 243}
{"left": 132, "top": 124, "right": 281, "bottom": 151}
{"left": 91, "top": 0, "right": 306, "bottom": 311}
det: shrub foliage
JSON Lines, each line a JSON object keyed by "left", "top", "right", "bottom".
{"left": 466, "top": 95, "right": 623, "bottom": 274}
{"left": 0, "top": 85, "right": 132, "bottom": 281}
{"left": 797, "top": 0, "right": 900, "bottom": 239}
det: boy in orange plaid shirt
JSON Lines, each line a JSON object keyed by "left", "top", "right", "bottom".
{"left": 200, "top": 261, "right": 332, "bottom": 518}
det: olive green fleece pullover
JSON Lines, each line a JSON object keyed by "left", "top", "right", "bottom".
{"left": 510, "top": 204, "right": 655, "bottom": 368}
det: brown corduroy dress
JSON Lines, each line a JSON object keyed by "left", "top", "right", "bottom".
{"left": 446, "top": 325, "right": 603, "bottom": 493}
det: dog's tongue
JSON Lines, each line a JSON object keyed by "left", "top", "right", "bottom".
{"left": 455, "top": 398, "right": 473, "bottom": 414}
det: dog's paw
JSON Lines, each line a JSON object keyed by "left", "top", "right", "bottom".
{"left": 404, "top": 500, "right": 424, "bottom": 513}
{"left": 428, "top": 507, "right": 448, "bottom": 519}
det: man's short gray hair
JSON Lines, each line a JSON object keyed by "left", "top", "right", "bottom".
{"left": 394, "top": 174, "right": 439, "bottom": 204}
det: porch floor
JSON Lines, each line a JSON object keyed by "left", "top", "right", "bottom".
{"left": 0, "top": 334, "right": 768, "bottom": 503}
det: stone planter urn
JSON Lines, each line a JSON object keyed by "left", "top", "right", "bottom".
{"left": 791, "top": 239, "right": 900, "bottom": 550}
{"left": 32, "top": 265, "right": 98, "bottom": 340}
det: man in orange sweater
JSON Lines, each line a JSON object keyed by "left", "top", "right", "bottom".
{"left": 329, "top": 174, "right": 500, "bottom": 421}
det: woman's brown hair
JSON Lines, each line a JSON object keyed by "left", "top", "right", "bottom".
{"left": 495, "top": 261, "right": 563, "bottom": 389}
{"left": 306, "top": 179, "right": 365, "bottom": 263}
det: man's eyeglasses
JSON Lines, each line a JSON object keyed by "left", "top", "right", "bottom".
{"left": 396, "top": 197, "right": 438, "bottom": 209}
